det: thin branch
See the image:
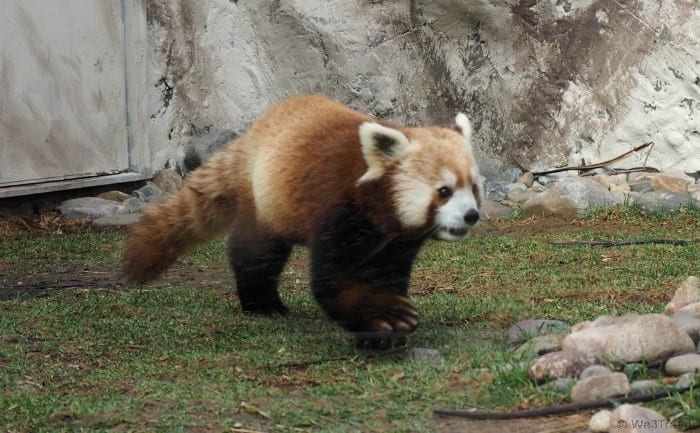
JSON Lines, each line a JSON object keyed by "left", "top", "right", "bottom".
{"left": 530, "top": 142, "right": 654, "bottom": 176}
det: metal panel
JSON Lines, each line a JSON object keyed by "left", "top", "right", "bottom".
{"left": 0, "top": 0, "right": 129, "bottom": 188}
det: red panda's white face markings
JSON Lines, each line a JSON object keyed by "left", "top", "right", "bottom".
{"left": 388, "top": 114, "right": 483, "bottom": 241}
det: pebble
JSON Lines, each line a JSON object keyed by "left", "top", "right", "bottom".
{"left": 518, "top": 171, "right": 534, "bottom": 188}
{"left": 57, "top": 197, "right": 122, "bottom": 220}
{"left": 675, "top": 372, "right": 696, "bottom": 391}
{"left": 651, "top": 171, "right": 694, "bottom": 194}
{"left": 563, "top": 313, "right": 695, "bottom": 365}
{"left": 589, "top": 409, "right": 612, "bottom": 433}
{"left": 405, "top": 347, "right": 443, "bottom": 364}
{"left": 484, "top": 181, "right": 507, "bottom": 201}
{"left": 630, "top": 379, "right": 666, "bottom": 394}
{"left": 540, "top": 377, "right": 576, "bottom": 393}
{"left": 480, "top": 199, "right": 516, "bottom": 220}
{"left": 521, "top": 177, "right": 621, "bottom": 217}
{"left": 132, "top": 181, "right": 164, "bottom": 203}
{"left": 91, "top": 213, "right": 142, "bottom": 229}
{"left": 634, "top": 191, "right": 690, "bottom": 213}
{"left": 506, "top": 319, "right": 570, "bottom": 344}
{"left": 609, "top": 404, "right": 678, "bottom": 433}
{"left": 97, "top": 190, "right": 132, "bottom": 202}
{"left": 664, "top": 353, "right": 700, "bottom": 375}
{"left": 579, "top": 364, "right": 612, "bottom": 380}
{"left": 513, "top": 334, "right": 564, "bottom": 359}
{"left": 528, "top": 350, "right": 595, "bottom": 383}
{"left": 119, "top": 197, "right": 146, "bottom": 214}
{"left": 570, "top": 372, "right": 630, "bottom": 403}
{"left": 669, "top": 311, "right": 700, "bottom": 344}
{"left": 152, "top": 168, "right": 183, "bottom": 195}
{"left": 665, "top": 276, "right": 700, "bottom": 315}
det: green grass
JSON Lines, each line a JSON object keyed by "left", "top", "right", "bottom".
{"left": 1, "top": 205, "right": 699, "bottom": 432}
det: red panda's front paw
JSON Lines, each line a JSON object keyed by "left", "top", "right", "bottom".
{"left": 352, "top": 295, "right": 420, "bottom": 350}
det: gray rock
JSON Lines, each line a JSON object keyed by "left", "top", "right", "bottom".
{"left": 505, "top": 182, "right": 527, "bottom": 197}
{"left": 675, "top": 372, "right": 696, "bottom": 390}
{"left": 563, "top": 313, "right": 695, "bottom": 366}
{"left": 651, "top": 172, "right": 695, "bottom": 194}
{"left": 484, "top": 181, "right": 507, "bottom": 201}
{"left": 506, "top": 319, "right": 570, "bottom": 344}
{"left": 480, "top": 198, "right": 516, "bottom": 220}
{"left": 183, "top": 129, "right": 238, "bottom": 172}
{"left": 635, "top": 191, "right": 690, "bottom": 213}
{"left": 609, "top": 404, "right": 678, "bottom": 433}
{"left": 522, "top": 177, "right": 621, "bottom": 217}
{"left": 665, "top": 276, "right": 700, "bottom": 315}
{"left": 589, "top": 409, "right": 612, "bottom": 433}
{"left": 91, "top": 213, "right": 143, "bottom": 229}
{"left": 670, "top": 311, "right": 700, "bottom": 344}
{"left": 514, "top": 334, "right": 564, "bottom": 359}
{"left": 152, "top": 168, "right": 183, "bottom": 195}
{"left": 405, "top": 347, "right": 443, "bottom": 364}
{"left": 629, "top": 178, "right": 654, "bottom": 193}
{"left": 133, "top": 182, "right": 164, "bottom": 203}
{"left": 518, "top": 172, "right": 535, "bottom": 188}
{"left": 528, "top": 350, "right": 596, "bottom": 383}
{"left": 96, "top": 190, "right": 132, "bottom": 202}
{"left": 118, "top": 197, "right": 146, "bottom": 214}
{"left": 677, "top": 301, "right": 700, "bottom": 316}
{"left": 579, "top": 364, "right": 613, "bottom": 380}
{"left": 540, "top": 377, "right": 576, "bottom": 393}
{"left": 630, "top": 379, "right": 666, "bottom": 395}
{"left": 570, "top": 372, "right": 630, "bottom": 403}
{"left": 57, "top": 197, "right": 122, "bottom": 220}
{"left": 664, "top": 353, "right": 700, "bottom": 375}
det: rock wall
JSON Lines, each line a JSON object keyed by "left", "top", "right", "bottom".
{"left": 145, "top": 0, "right": 700, "bottom": 178}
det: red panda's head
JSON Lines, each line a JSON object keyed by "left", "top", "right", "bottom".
{"left": 356, "top": 114, "right": 483, "bottom": 241}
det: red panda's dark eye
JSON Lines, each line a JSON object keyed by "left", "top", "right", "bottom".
{"left": 437, "top": 186, "right": 452, "bottom": 199}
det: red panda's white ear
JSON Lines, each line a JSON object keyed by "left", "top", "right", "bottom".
{"left": 357, "top": 122, "right": 411, "bottom": 183}
{"left": 455, "top": 113, "right": 472, "bottom": 145}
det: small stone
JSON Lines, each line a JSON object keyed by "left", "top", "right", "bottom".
{"left": 528, "top": 350, "right": 595, "bottom": 383}
{"left": 629, "top": 178, "right": 654, "bottom": 193}
{"left": 152, "top": 168, "right": 183, "bottom": 195}
{"left": 609, "top": 404, "right": 678, "bottom": 433}
{"left": 405, "top": 347, "right": 443, "bottom": 364}
{"left": 670, "top": 311, "right": 700, "bottom": 344}
{"left": 570, "top": 372, "right": 630, "bottom": 403}
{"left": 635, "top": 191, "right": 690, "bottom": 213}
{"left": 506, "top": 182, "right": 527, "bottom": 198}
{"left": 579, "top": 364, "right": 612, "bottom": 380}
{"left": 91, "top": 213, "right": 143, "bottom": 229}
{"left": 630, "top": 379, "right": 666, "bottom": 394}
{"left": 522, "top": 177, "right": 621, "bottom": 217}
{"left": 480, "top": 198, "right": 516, "bottom": 219}
{"left": 563, "top": 313, "right": 695, "bottom": 366}
{"left": 664, "top": 353, "right": 700, "bottom": 375}
{"left": 506, "top": 319, "right": 570, "bottom": 344}
{"left": 651, "top": 171, "right": 694, "bottom": 194}
{"left": 119, "top": 197, "right": 146, "bottom": 214}
{"left": 57, "top": 197, "right": 122, "bottom": 220}
{"left": 513, "top": 334, "right": 565, "bottom": 359}
{"left": 484, "top": 181, "right": 507, "bottom": 201}
{"left": 589, "top": 409, "right": 612, "bottom": 433}
{"left": 133, "top": 181, "right": 164, "bottom": 203}
{"left": 97, "top": 190, "right": 132, "bottom": 202}
{"left": 675, "top": 372, "right": 696, "bottom": 391}
{"left": 540, "top": 377, "right": 576, "bottom": 393}
{"left": 665, "top": 276, "right": 700, "bottom": 315}
{"left": 530, "top": 181, "right": 546, "bottom": 192}
{"left": 609, "top": 182, "right": 631, "bottom": 193}
{"left": 518, "top": 172, "right": 535, "bottom": 188}
{"left": 677, "top": 301, "right": 700, "bottom": 315}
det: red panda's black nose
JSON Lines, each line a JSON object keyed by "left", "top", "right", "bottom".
{"left": 464, "top": 209, "right": 480, "bottom": 225}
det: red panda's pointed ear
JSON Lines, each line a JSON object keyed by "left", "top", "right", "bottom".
{"left": 357, "top": 122, "right": 411, "bottom": 183}
{"left": 455, "top": 113, "right": 472, "bottom": 143}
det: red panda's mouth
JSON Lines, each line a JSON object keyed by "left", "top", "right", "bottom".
{"left": 447, "top": 227, "right": 469, "bottom": 237}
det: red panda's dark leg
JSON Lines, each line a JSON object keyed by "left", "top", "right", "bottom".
{"left": 310, "top": 205, "right": 427, "bottom": 350}
{"left": 228, "top": 222, "right": 293, "bottom": 316}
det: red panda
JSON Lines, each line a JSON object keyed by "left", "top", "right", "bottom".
{"left": 123, "top": 95, "right": 483, "bottom": 349}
